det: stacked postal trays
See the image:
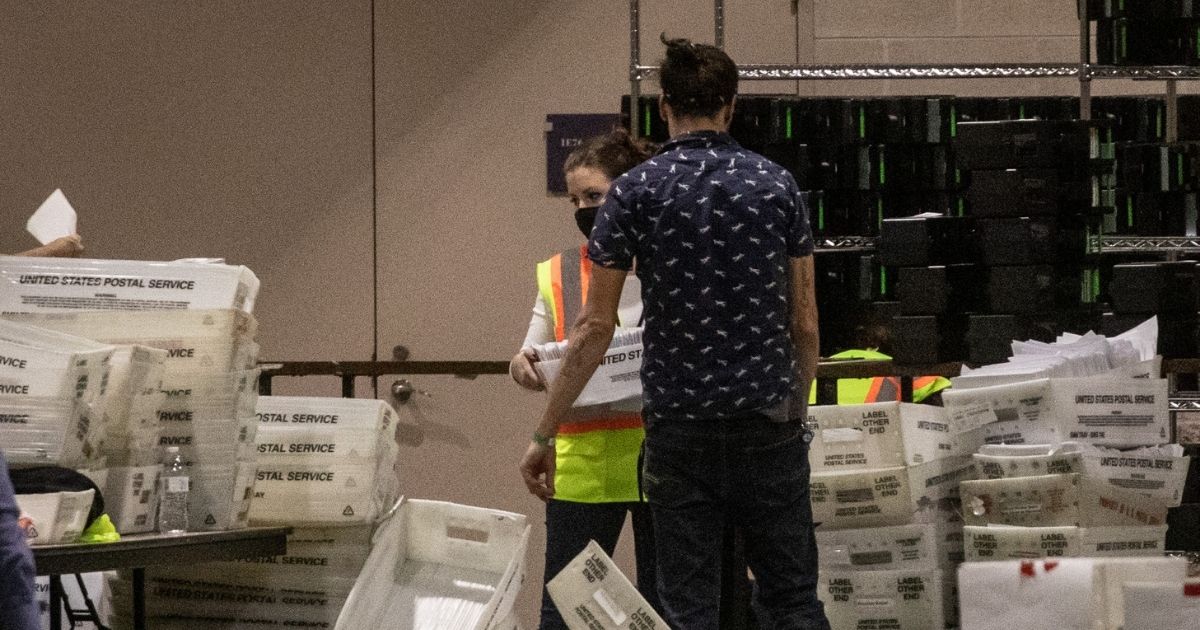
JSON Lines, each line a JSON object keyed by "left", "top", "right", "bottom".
{"left": 941, "top": 341, "right": 1186, "bottom": 567}
{"left": 808, "top": 401, "right": 977, "bottom": 630}
{"left": 111, "top": 396, "right": 401, "bottom": 629}
{"left": 0, "top": 320, "right": 118, "bottom": 544}
{"left": 0, "top": 256, "right": 261, "bottom": 535}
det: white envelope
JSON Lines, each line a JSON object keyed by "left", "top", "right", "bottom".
{"left": 26, "top": 189, "right": 77, "bottom": 244}
{"left": 547, "top": 540, "right": 667, "bottom": 630}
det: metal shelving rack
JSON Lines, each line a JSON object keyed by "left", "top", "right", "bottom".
{"left": 628, "top": 0, "right": 1200, "bottom": 254}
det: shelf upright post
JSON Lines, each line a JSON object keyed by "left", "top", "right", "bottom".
{"left": 1079, "top": 13, "right": 1092, "bottom": 119}
{"left": 1167, "top": 79, "right": 1180, "bottom": 142}
{"left": 715, "top": 0, "right": 725, "bottom": 49}
{"left": 630, "top": 0, "right": 642, "bottom": 139}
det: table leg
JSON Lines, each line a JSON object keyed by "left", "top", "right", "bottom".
{"left": 133, "top": 567, "right": 146, "bottom": 630}
{"left": 49, "top": 575, "right": 63, "bottom": 630}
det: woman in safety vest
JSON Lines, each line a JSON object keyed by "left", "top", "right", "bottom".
{"left": 810, "top": 317, "right": 951, "bottom": 405}
{"left": 509, "top": 129, "right": 661, "bottom": 629}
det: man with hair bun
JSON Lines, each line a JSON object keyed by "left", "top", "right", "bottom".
{"left": 520, "top": 36, "right": 828, "bottom": 629}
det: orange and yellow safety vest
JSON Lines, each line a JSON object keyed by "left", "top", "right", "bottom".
{"left": 809, "top": 349, "right": 951, "bottom": 405}
{"left": 536, "top": 245, "right": 644, "bottom": 503}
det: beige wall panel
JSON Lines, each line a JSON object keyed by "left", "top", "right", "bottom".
{"left": 374, "top": 2, "right": 642, "bottom": 625}
{"left": 813, "top": 0, "right": 958, "bottom": 39}
{"left": 956, "top": 0, "right": 1080, "bottom": 37}
{"left": 882, "top": 36, "right": 1078, "bottom": 96}
{"left": 810, "top": 38, "right": 894, "bottom": 95}
{"left": 0, "top": 1, "right": 375, "bottom": 362}
{"left": 724, "top": 0, "right": 801, "bottom": 94}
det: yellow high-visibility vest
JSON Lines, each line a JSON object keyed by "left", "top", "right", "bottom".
{"left": 536, "top": 245, "right": 644, "bottom": 504}
{"left": 809, "top": 349, "right": 951, "bottom": 405}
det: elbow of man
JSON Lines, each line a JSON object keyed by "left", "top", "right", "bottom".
{"left": 576, "top": 316, "right": 617, "bottom": 345}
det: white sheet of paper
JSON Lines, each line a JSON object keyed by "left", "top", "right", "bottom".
{"left": 26, "top": 189, "right": 77, "bottom": 244}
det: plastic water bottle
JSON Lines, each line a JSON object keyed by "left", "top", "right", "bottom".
{"left": 158, "top": 447, "right": 190, "bottom": 535}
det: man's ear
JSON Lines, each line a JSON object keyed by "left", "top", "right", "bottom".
{"left": 722, "top": 96, "right": 737, "bottom": 128}
{"left": 658, "top": 94, "right": 671, "bottom": 126}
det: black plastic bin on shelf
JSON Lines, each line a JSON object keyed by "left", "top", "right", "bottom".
{"left": 967, "top": 314, "right": 1027, "bottom": 365}
{"left": 878, "top": 215, "right": 977, "bottom": 267}
{"left": 1080, "top": 0, "right": 1200, "bottom": 19}
{"left": 964, "top": 170, "right": 1094, "bottom": 217}
{"left": 897, "top": 265, "right": 984, "bottom": 315}
{"left": 977, "top": 216, "right": 1094, "bottom": 265}
{"left": 1112, "top": 190, "right": 1200, "bottom": 234}
{"left": 1110, "top": 261, "right": 1200, "bottom": 314}
{"left": 984, "top": 265, "right": 1088, "bottom": 315}
{"left": 1095, "top": 18, "right": 1200, "bottom": 65}
{"left": 953, "top": 120, "right": 1094, "bottom": 171}
{"left": 890, "top": 315, "right": 968, "bottom": 365}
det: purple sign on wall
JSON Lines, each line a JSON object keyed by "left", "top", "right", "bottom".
{"left": 545, "top": 113, "right": 622, "bottom": 195}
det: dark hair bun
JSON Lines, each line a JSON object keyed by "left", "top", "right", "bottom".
{"left": 657, "top": 34, "right": 737, "bottom": 119}
{"left": 660, "top": 34, "right": 700, "bottom": 69}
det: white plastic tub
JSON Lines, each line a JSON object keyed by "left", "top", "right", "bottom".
{"left": 15, "top": 489, "right": 95, "bottom": 545}
{"left": 335, "top": 499, "right": 529, "bottom": 630}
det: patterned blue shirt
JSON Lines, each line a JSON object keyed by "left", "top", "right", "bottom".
{"left": 589, "top": 130, "right": 814, "bottom": 422}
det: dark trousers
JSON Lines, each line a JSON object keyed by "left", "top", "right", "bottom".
{"left": 539, "top": 498, "right": 660, "bottom": 630}
{"left": 642, "top": 416, "right": 830, "bottom": 630}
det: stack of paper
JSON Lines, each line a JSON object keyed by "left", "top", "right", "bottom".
{"left": 108, "top": 526, "right": 376, "bottom": 630}
{"left": 952, "top": 317, "right": 1158, "bottom": 389}
{"left": 7, "top": 310, "right": 262, "bottom": 532}
{"left": 249, "top": 396, "right": 400, "bottom": 525}
{"left": 0, "top": 320, "right": 114, "bottom": 469}
{"left": 532, "top": 328, "right": 643, "bottom": 407}
{"left": 807, "top": 402, "right": 977, "bottom": 628}
{"left": 0, "top": 256, "right": 260, "bottom": 313}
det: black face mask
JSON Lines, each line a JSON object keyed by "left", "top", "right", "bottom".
{"left": 575, "top": 206, "right": 600, "bottom": 238}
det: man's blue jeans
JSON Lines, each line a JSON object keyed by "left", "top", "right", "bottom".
{"left": 642, "top": 415, "right": 830, "bottom": 630}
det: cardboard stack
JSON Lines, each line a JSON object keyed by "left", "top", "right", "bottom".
{"left": 250, "top": 396, "right": 401, "bottom": 525}
{"left": 0, "top": 256, "right": 260, "bottom": 314}
{"left": 943, "top": 319, "right": 1193, "bottom": 628}
{"left": 90, "top": 344, "right": 169, "bottom": 533}
{"left": 942, "top": 325, "right": 1183, "bottom": 564}
{"left": 109, "top": 396, "right": 401, "bottom": 629}
{"left": 0, "top": 320, "right": 113, "bottom": 472}
{"left": 9, "top": 309, "right": 262, "bottom": 532}
{"left": 1, "top": 257, "right": 262, "bottom": 535}
{"left": 107, "top": 525, "right": 374, "bottom": 630}
{"left": 807, "top": 401, "right": 977, "bottom": 629}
